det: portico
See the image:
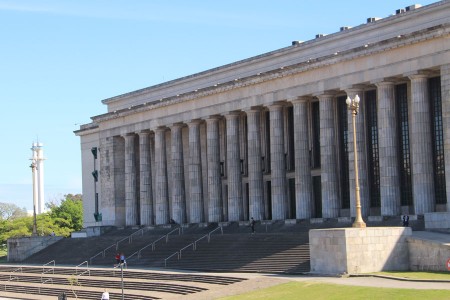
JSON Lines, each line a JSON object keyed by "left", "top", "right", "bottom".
{"left": 76, "top": 1, "right": 450, "bottom": 228}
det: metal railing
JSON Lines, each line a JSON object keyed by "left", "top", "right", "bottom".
{"left": 75, "top": 261, "right": 90, "bottom": 276}
{"left": 164, "top": 252, "right": 180, "bottom": 267}
{"left": 9, "top": 267, "right": 22, "bottom": 281}
{"left": 179, "top": 243, "right": 195, "bottom": 259}
{"left": 42, "top": 260, "right": 55, "bottom": 275}
{"left": 115, "top": 227, "right": 146, "bottom": 250}
{"left": 89, "top": 227, "right": 146, "bottom": 264}
{"left": 128, "top": 227, "right": 181, "bottom": 260}
{"left": 164, "top": 226, "right": 223, "bottom": 267}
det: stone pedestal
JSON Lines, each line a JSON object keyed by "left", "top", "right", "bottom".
{"left": 309, "top": 227, "right": 411, "bottom": 274}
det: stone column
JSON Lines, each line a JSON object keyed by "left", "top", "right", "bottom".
{"left": 291, "top": 97, "right": 312, "bottom": 219}
{"left": 346, "top": 89, "right": 370, "bottom": 218}
{"left": 155, "top": 127, "right": 169, "bottom": 224}
{"left": 206, "top": 117, "right": 223, "bottom": 222}
{"left": 409, "top": 74, "right": 435, "bottom": 214}
{"left": 269, "top": 104, "right": 288, "bottom": 220}
{"left": 318, "top": 94, "right": 340, "bottom": 218}
{"left": 226, "top": 112, "right": 243, "bottom": 221}
{"left": 171, "top": 124, "right": 186, "bottom": 224}
{"left": 139, "top": 131, "right": 153, "bottom": 225}
{"left": 376, "top": 81, "right": 401, "bottom": 216}
{"left": 124, "top": 133, "right": 138, "bottom": 226}
{"left": 246, "top": 109, "right": 264, "bottom": 220}
{"left": 188, "top": 120, "right": 204, "bottom": 223}
{"left": 442, "top": 64, "right": 450, "bottom": 212}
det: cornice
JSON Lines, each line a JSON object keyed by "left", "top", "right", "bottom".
{"left": 90, "top": 23, "right": 449, "bottom": 124}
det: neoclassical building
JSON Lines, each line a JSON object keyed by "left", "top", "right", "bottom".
{"left": 76, "top": 1, "right": 450, "bottom": 228}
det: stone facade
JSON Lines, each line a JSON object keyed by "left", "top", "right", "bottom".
{"left": 76, "top": 2, "right": 450, "bottom": 228}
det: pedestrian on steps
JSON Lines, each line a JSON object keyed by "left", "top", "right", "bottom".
{"left": 250, "top": 217, "right": 256, "bottom": 234}
{"left": 101, "top": 289, "right": 110, "bottom": 300}
{"left": 115, "top": 252, "right": 120, "bottom": 266}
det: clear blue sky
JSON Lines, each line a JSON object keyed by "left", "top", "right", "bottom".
{"left": 0, "top": 0, "right": 437, "bottom": 210}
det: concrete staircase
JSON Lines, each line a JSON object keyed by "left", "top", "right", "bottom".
{"left": 20, "top": 218, "right": 423, "bottom": 275}
{"left": 0, "top": 265, "right": 246, "bottom": 299}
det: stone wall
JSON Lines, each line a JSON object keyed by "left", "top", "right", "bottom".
{"left": 309, "top": 227, "right": 411, "bottom": 274}
{"left": 408, "top": 236, "right": 450, "bottom": 271}
{"left": 424, "top": 212, "right": 450, "bottom": 230}
{"left": 7, "top": 236, "right": 63, "bottom": 262}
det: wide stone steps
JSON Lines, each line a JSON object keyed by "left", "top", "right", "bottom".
{"left": 0, "top": 266, "right": 247, "bottom": 300}
{"left": 0, "top": 281, "right": 160, "bottom": 300}
{"left": 0, "top": 273, "right": 206, "bottom": 295}
{"left": 0, "top": 265, "right": 246, "bottom": 285}
{"left": 164, "top": 233, "right": 310, "bottom": 273}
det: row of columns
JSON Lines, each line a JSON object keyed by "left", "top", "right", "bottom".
{"left": 120, "top": 101, "right": 313, "bottom": 226}
{"left": 118, "top": 73, "right": 443, "bottom": 226}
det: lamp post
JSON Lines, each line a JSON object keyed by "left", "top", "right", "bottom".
{"left": 346, "top": 94, "right": 366, "bottom": 228}
{"left": 30, "top": 161, "right": 38, "bottom": 236}
{"left": 120, "top": 262, "right": 124, "bottom": 300}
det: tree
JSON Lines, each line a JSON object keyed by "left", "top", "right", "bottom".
{"left": 49, "top": 194, "right": 83, "bottom": 232}
{"left": 0, "top": 202, "right": 27, "bottom": 221}
{"left": 0, "top": 194, "right": 83, "bottom": 246}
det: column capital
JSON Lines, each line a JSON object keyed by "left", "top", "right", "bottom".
{"left": 268, "top": 103, "right": 285, "bottom": 111}
{"left": 187, "top": 119, "right": 203, "bottom": 126}
{"left": 155, "top": 126, "right": 168, "bottom": 133}
{"left": 123, "top": 132, "right": 136, "bottom": 138}
{"left": 371, "top": 78, "right": 397, "bottom": 86}
{"left": 405, "top": 70, "right": 434, "bottom": 80}
{"left": 314, "top": 92, "right": 337, "bottom": 100}
{"left": 245, "top": 106, "right": 264, "bottom": 114}
{"left": 138, "top": 130, "right": 151, "bottom": 136}
{"left": 205, "top": 116, "right": 221, "bottom": 125}
{"left": 224, "top": 111, "right": 242, "bottom": 120}
{"left": 289, "top": 96, "right": 310, "bottom": 104}
{"left": 170, "top": 122, "right": 185, "bottom": 130}
{"left": 344, "top": 85, "right": 365, "bottom": 97}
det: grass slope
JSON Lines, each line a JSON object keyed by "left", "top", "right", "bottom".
{"left": 220, "top": 281, "right": 450, "bottom": 300}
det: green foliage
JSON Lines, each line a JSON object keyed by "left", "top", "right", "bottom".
{"left": 49, "top": 194, "right": 83, "bottom": 232}
{"left": 0, "top": 194, "right": 83, "bottom": 246}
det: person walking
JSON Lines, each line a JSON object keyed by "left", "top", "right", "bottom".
{"left": 115, "top": 252, "right": 120, "bottom": 266}
{"left": 250, "top": 217, "right": 256, "bottom": 234}
{"left": 101, "top": 289, "right": 110, "bottom": 300}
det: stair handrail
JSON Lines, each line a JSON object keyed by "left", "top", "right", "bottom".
{"left": 115, "top": 227, "right": 147, "bottom": 250}
{"left": 129, "top": 227, "right": 146, "bottom": 243}
{"left": 164, "top": 225, "right": 223, "bottom": 266}
{"left": 88, "top": 242, "right": 115, "bottom": 264}
{"left": 135, "top": 227, "right": 181, "bottom": 259}
{"left": 103, "top": 243, "right": 116, "bottom": 255}
{"left": 164, "top": 251, "right": 180, "bottom": 267}
{"left": 42, "top": 260, "right": 55, "bottom": 275}
{"left": 39, "top": 276, "right": 53, "bottom": 295}
{"left": 41, "top": 276, "right": 53, "bottom": 285}
{"left": 207, "top": 225, "right": 223, "bottom": 242}
{"left": 75, "top": 261, "right": 90, "bottom": 277}
{"left": 179, "top": 243, "right": 195, "bottom": 258}
{"left": 9, "top": 266, "right": 22, "bottom": 281}
{"left": 193, "top": 235, "right": 207, "bottom": 250}
{"left": 89, "top": 250, "right": 103, "bottom": 265}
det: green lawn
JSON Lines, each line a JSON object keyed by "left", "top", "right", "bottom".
{"left": 219, "top": 281, "right": 450, "bottom": 300}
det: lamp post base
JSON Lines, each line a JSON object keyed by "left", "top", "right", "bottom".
{"left": 352, "top": 220, "right": 367, "bottom": 228}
